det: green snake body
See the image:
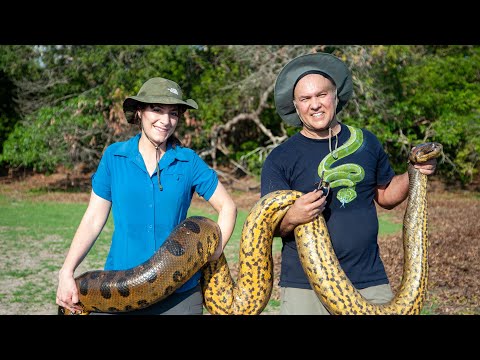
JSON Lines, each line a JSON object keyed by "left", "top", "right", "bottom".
{"left": 318, "top": 124, "right": 365, "bottom": 206}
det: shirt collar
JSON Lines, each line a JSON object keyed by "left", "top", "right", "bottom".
{"left": 112, "top": 133, "right": 190, "bottom": 169}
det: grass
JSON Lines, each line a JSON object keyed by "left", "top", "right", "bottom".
{"left": 420, "top": 295, "right": 441, "bottom": 315}
{"left": 0, "top": 193, "right": 113, "bottom": 314}
{"left": 0, "top": 192, "right": 403, "bottom": 315}
{"left": 378, "top": 214, "right": 403, "bottom": 234}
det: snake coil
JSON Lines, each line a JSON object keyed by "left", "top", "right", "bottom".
{"left": 58, "top": 216, "right": 220, "bottom": 315}
{"left": 59, "top": 142, "right": 442, "bottom": 315}
{"left": 202, "top": 142, "right": 443, "bottom": 314}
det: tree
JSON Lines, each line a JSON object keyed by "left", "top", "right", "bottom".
{"left": 1, "top": 45, "right": 479, "bottom": 186}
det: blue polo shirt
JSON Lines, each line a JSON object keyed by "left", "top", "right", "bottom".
{"left": 91, "top": 133, "right": 219, "bottom": 293}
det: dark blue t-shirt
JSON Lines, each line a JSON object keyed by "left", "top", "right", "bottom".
{"left": 260, "top": 122, "right": 395, "bottom": 289}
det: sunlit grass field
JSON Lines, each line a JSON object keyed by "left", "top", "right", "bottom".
{"left": 0, "top": 192, "right": 401, "bottom": 315}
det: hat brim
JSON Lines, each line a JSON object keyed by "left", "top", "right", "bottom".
{"left": 123, "top": 96, "right": 198, "bottom": 124}
{"left": 274, "top": 53, "right": 353, "bottom": 127}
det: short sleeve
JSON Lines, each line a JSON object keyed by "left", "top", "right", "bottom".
{"left": 191, "top": 153, "right": 218, "bottom": 201}
{"left": 260, "top": 154, "right": 290, "bottom": 197}
{"left": 92, "top": 148, "right": 112, "bottom": 201}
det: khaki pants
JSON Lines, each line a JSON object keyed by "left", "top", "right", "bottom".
{"left": 280, "top": 284, "right": 394, "bottom": 315}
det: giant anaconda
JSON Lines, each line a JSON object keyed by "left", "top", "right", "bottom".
{"left": 294, "top": 142, "right": 443, "bottom": 314}
{"left": 202, "top": 141, "right": 443, "bottom": 314}
{"left": 59, "top": 142, "right": 442, "bottom": 315}
{"left": 58, "top": 216, "right": 220, "bottom": 315}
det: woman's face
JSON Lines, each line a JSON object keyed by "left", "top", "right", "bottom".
{"left": 293, "top": 74, "right": 337, "bottom": 133}
{"left": 139, "top": 104, "right": 180, "bottom": 146}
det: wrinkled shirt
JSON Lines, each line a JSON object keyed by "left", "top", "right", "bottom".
{"left": 261, "top": 123, "right": 395, "bottom": 289}
{"left": 92, "top": 133, "right": 218, "bottom": 292}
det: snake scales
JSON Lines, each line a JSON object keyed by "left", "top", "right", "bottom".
{"left": 58, "top": 216, "right": 220, "bottom": 315}
{"left": 295, "top": 141, "right": 443, "bottom": 314}
{"left": 59, "top": 142, "right": 442, "bottom": 315}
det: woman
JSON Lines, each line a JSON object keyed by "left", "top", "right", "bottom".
{"left": 56, "top": 77, "right": 237, "bottom": 315}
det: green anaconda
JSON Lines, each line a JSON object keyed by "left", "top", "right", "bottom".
{"left": 59, "top": 142, "right": 442, "bottom": 315}
{"left": 58, "top": 216, "right": 220, "bottom": 315}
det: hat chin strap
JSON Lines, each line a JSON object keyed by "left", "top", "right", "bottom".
{"left": 141, "top": 122, "right": 164, "bottom": 191}
{"left": 328, "top": 126, "right": 339, "bottom": 160}
{"left": 141, "top": 122, "right": 164, "bottom": 149}
{"left": 329, "top": 90, "right": 339, "bottom": 159}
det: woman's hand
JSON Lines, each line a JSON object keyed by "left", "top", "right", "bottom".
{"left": 56, "top": 270, "right": 83, "bottom": 314}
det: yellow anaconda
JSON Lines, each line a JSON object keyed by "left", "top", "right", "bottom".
{"left": 293, "top": 142, "right": 443, "bottom": 314}
{"left": 202, "top": 191, "right": 301, "bottom": 314}
{"left": 58, "top": 216, "right": 220, "bottom": 315}
{"left": 202, "top": 142, "right": 443, "bottom": 315}
{"left": 59, "top": 142, "right": 442, "bottom": 315}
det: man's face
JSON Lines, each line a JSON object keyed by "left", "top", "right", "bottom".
{"left": 293, "top": 74, "right": 337, "bottom": 132}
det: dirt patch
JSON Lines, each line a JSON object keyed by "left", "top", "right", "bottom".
{"left": 1, "top": 172, "right": 478, "bottom": 315}
{"left": 377, "top": 191, "right": 480, "bottom": 314}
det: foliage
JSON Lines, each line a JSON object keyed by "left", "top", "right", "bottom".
{"left": 344, "top": 45, "right": 480, "bottom": 185}
{"left": 0, "top": 45, "right": 479, "bottom": 186}
{"left": 398, "top": 47, "right": 480, "bottom": 184}
{"left": 0, "top": 72, "right": 17, "bottom": 154}
{"left": 1, "top": 97, "right": 106, "bottom": 172}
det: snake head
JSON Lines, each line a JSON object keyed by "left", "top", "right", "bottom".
{"left": 409, "top": 142, "right": 443, "bottom": 164}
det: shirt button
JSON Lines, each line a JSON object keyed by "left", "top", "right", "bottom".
{"left": 149, "top": 204, "right": 153, "bottom": 208}
{"left": 149, "top": 225, "right": 152, "bottom": 229}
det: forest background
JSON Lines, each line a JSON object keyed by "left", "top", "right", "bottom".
{"left": 0, "top": 45, "right": 479, "bottom": 187}
{"left": 0, "top": 45, "right": 479, "bottom": 315}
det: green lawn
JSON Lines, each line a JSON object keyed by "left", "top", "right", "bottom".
{"left": 0, "top": 193, "right": 402, "bottom": 315}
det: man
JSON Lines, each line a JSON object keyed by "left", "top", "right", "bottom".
{"left": 260, "top": 52, "right": 437, "bottom": 315}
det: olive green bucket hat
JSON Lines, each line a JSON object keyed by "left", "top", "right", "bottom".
{"left": 123, "top": 77, "right": 198, "bottom": 123}
{"left": 274, "top": 52, "right": 353, "bottom": 127}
